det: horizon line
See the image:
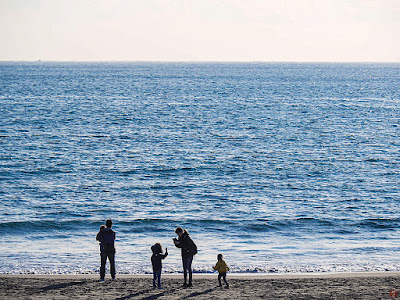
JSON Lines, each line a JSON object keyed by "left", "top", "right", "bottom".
{"left": 1, "top": 60, "right": 399, "bottom": 64}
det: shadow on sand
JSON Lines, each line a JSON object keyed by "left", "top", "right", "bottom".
{"left": 42, "top": 281, "right": 86, "bottom": 292}
{"left": 183, "top": 287, "right": 216, "bottom": 298}
{"left": 116, "top": 287, "right": 181, "bottom": 300}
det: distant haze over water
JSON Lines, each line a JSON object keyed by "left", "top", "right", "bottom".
{"left": 0, "top": 62, "right": 399, "bottom": 274}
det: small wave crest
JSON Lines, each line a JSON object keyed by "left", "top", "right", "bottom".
{"left": 5, "top": 217, "right": 394, "bottom": 236}
{"left": 357, "top": 218, "right": 400, "bottom": 230}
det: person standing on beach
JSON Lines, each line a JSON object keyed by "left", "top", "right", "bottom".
{"left": 151, "top": 243, "right": 168, "bottom": 289}
{"left": 96, "top": 219, "right": 116, "bottom": 281}
{"left": 173, "top": 227, "right": 197, "bottom": 287}
{"left": 213, "top": 254, "right": 230, "bottom": 288}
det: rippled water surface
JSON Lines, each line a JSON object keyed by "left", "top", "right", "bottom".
{"left": 0, "top": 62, "right": 399, "bottom": 274}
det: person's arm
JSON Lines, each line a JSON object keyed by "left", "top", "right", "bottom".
{"left": 161, "top": 249, "right": 168, "bottom": 259}
{"left": 213, "top": 262, "right": 220, "bottom": 270}
{"left": 96, "top": 231, "right": 101, "bottom": 242}
{"left": 173, "top": 238, "right": 182, "bottom": 248}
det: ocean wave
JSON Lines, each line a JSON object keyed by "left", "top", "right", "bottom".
{"left": 109, "top": 165, "right": 211, "bottom": 175}
{"left": 2, "top": 263, "right": 400, "bottom": 276}
{"left": 357, "top": 218, "right": 400, "bottom": 230}
{"left": 4, "top": 217, "right": 397, "bottom": 236}
{"left": 1, "top": 218, "right": 237, "bottom": 235}
{"left": 1, "top": 220, "right": 100, "bottom": 233}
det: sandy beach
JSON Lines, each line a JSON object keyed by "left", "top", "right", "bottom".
{"left": 1, "top": 272, "right": 400, "bottom": 299}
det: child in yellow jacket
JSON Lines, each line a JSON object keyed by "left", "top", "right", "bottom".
{"left": 213, "top": 254, "right": 230, "bottom": 288}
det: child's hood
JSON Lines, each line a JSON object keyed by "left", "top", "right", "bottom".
{"left": 151, "top": 244, "right": 161, "bottom": 254}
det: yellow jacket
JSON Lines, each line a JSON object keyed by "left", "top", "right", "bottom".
{"left": 213, "top": 260, "right": 229, "bottom": 273}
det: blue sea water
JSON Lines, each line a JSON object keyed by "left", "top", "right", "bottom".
{"left": 0, "top": 62, "right": 399, "bottom": 275}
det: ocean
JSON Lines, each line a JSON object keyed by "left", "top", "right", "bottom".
{"left": 0, "top": 62, "right": 399, "bottom": 275}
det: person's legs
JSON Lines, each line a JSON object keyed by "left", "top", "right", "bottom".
{"left": 100, "top": 253, "right": 107, "bottom": 280}
{"left": 108, "top": 253, "right": 116, "bottom": 279}
{"left": 182, "top": 255, "right": 194, "bottom": 286}
{"left": 186, "top": 256, "right": 193, "bottom": 286}
{"left": 157, "top": 270, "right": 162, "bottom": 288}
{"left": 182, "top": 257, "right": 188, "bottom": 285}
{"left": 153, "top": 271, "right": 157, "bottom": 287}
{"left": 218, "top": 273, "right": 222, "bottom": 286}
{"left": 222, "top": 272, "right": 229, "bottom": 287}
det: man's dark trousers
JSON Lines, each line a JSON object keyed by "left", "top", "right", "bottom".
{"left": 100, "top": 252, "right": 115, "bottom": 279}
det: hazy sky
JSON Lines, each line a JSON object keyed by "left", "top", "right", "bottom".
{"left": 1, "top": 0, "right": 399, "bottom": 62}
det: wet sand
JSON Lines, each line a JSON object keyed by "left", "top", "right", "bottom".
{"left": 1, "top": 272, "right": 400, "bottom": 299}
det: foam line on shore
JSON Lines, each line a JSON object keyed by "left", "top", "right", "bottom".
{"left": 1, "top": 271, "right": 400, "bottom": 280}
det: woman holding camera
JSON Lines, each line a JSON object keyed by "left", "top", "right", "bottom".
{"left": 173, "top": 227, "right": 197, "bottom": 287}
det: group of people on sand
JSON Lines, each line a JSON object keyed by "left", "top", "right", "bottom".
{"left": 96, "top": 219, "right": 230, "bottom": 289}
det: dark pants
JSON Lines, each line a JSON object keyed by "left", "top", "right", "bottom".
{"left": 218, "top": 272, "right": 229, "bottom": 287}
{"left": 182, "top": 255, "right": 193, "bottom": 284}
{"left": 100, "top": 252, "right": 115, "bottom": 279}
{"left": 153, "top": 269, "right": 162, "bottom": 287}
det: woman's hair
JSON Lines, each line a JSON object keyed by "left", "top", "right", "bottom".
{"left": 175, "top": 227, "right": 184, "bottom": 234}
{"left": 217, "top": 254, "right": 224, "bottom": 261}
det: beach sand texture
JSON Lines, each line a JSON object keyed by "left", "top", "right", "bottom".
{"left": 1, "top": 273, "right": 400, "bottom": 299}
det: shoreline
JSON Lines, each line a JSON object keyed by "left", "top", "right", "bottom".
{"left": 2, "top": 270, "right": 400, "bottom": 279}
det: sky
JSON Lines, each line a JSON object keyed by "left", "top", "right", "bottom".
{"left": 0, "top": 0, "right": 399, "bottom": 62}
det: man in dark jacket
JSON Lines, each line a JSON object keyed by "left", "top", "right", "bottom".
{"left": 96, "top": 219, "right": 116, "bottom": 281}
{"left": 173, "top": 227, "right": 197, "bottom": 287}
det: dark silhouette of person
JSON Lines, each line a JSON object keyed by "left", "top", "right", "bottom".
{"left": 97, "top": 225, "right": 105, "bottom": 252}
{"left": 173, "top": 227, "right": 197, "bottom": 287}
{"left": 96, "top": 219, "right": 116, "bottom": 281}
{"left": 151, "top": 243, "right": 168, "bottom": 289}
